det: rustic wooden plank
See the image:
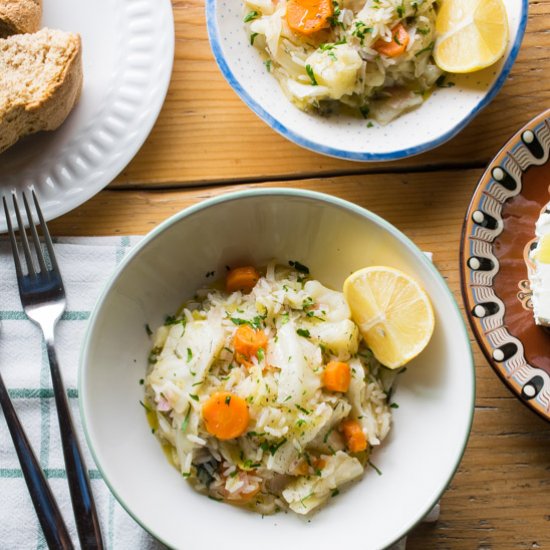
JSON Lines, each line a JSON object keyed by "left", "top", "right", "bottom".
{"left": 112, "top": 0, "right": 550, "bottom": 187}
{"left": 52, "top": 172, "right": 550, "bottom": 548}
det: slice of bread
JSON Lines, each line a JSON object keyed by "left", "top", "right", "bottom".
{"left": 0, "top": 0, "right": 42, "bottom": 38}
{"left": 0, "top": 28, "right": 82, "bottom": 154}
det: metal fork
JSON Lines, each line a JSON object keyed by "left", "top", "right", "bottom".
{"left": 3, "top": 191, "right": 104, "bottom": 549}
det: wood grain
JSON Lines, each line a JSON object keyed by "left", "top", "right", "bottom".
{"left": 111, "top": 0, "right": 550, "bottom": 187}
{"left": 52, "top": 172, "right": 550, "bottom": 549}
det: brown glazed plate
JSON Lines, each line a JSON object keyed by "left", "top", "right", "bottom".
{"left": 460, "top": 109, "right": 550, "bottom": 422}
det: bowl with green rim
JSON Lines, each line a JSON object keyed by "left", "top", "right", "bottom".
{"left": 80, "top": 188, "right": 474, "bottom": 549}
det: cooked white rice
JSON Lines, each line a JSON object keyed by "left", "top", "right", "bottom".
{"left": 243, "top": 0, "right": 442, "bottom": 124}
{"left": 145, "top": 263, "right": 398, "bottom": 515}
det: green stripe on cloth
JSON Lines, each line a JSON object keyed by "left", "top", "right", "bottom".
{"left": 0, "top": 310, "right": 90, "bottom": 321}
{"left": 115, "top": 236, "right": 131, "bottom": 265}
{"left": 0, "top": 468, "right": 102, "bottom": 479}
{"left": 7, "top": 388, "right": 78, "bottom": 399}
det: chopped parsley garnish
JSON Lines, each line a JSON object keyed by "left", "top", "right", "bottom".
{"left": 331, "top": 488, "right": 340, "bottom": 498}
{"left": 296, "top": 419, "right": 306, "bottom": 427}
{"left": 181, "top": 408, "right": 191, "bottom": 432}
{"left": 268, "top": 438, "right": 287, "bottom": 455}
{"left": 145, "top": 324, "right": 153, "bottom": 336}
{"left": 417, "top": 27, "right": 430, "bottom": 35}
{"left": 250, "top": 32, "right": 259, "bottom": 45}
{"left": 242, "top": 459, "right": 262, "bottom": 469}
{"left": 205, "top": 270, "right": 215, "bottom": 278}
{"left": 243, "top": 10, "right": 259, "bottom": 22}
{"left": 323, "top": 427, "right": 334, "bottom": 443}
{"left": 139, "top": 378, "right": 144, "bottom": 385}
{"left": 247, "top": 431, "right": 266, "bottom": 437}
{"left": 300, "top": 491, "right": 314, "bottom": 508}
{"left": 305, "top": 64, "right": 318, "bottom": 86}
{"left": 284, "top": 395, "right": 292, "bottom": 402}
{"left": 296, "top": 328, "right": 311, "bottom": 338}
{"left": 368, "top": 460, "right": 383, "bottom": 476}
{"left": 367, "top": 121, "right": 374, "bottom": 128}
{"left": 359, "top": 105, "right": 370, "bottom": 119}
{"left": 225, "top": 395, "right": 232, "bottom": 405}
{"left": 139, "top": 400, "right": 151, "bottom": 412}
{"left": 189, "top": 394, "right": 199, "bottom": 402}
{"left": 264, "top": 59, "right": 272, "bottom": 72}
{"left": 396, "top": 1, "right": 405, "bottom": 18}
{"left": 352, "top": 21, "right": 372, "bottom": 45}
{"left": 390, "top": 402, "right": 399, "bottom": 409}
{"left": 415, "top": 41, "right": 434, "bottom": 56}
{"left": 148, "top": 346, "right": 161, "bottom": 364}
{"left": 230, "top": 315, "right": 264, "bottom": 329}
{"left": 186, "top": 348, "right": 193, "bottom": 362}
{"left": 164, "top": 315, "right": 184, "bottom": 326}
{"left": 295, "top": 404, "right": 311, "bottom": 415}
{"left": 328, "top": 0, "right": 343, "bottom": 27}
{"left": 257, "top": 348, "right": 265, "bottom": 362}
{"left": 288, "top": 260, "right": 310, "bottom": 274}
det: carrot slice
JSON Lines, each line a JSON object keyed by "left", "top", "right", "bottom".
{"left": 286, "top": 0, "right": 334, "bottom": 36}
{"left": 323, "top": 361, "right": 351, "bottom": 392}
{"left": 202, "top": 392, "right": 250, "bottom": 440}
{"left": 233, "top": 325, "right": 268, "bottom": 366}
{"left": 226, "top": 266, "right": 260, "bottom": 293}
{"left": 340, "top": 419, "right": 367, "bottom": 453}
{"left": 373, "top": 23, "right": 410, "bottom": 57}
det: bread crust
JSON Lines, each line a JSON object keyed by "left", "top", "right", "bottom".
{"left": 0, "top": 32, "right": 83, "bottom": 154}
{"left": 0, "top": 0, "right": 42, "bottom": 37}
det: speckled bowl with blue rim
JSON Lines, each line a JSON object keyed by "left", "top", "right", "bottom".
{"left": 206, "top": 0, "right": 528, "bottom": 161}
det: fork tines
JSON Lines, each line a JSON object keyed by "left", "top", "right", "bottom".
{"left": 2, "top": 191, "right": 59, "bottom": 278}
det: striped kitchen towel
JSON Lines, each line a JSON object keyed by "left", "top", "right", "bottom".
{"left": 0, "top": 236, "right": 166, "bottom": 550}
{"left": 0, "top": 237, "right": 438, "bottom": 550}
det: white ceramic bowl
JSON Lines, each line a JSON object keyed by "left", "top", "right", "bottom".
{"left": 80, "top": 189, "right": 475, "bottom": 550}
{"left": 206, "top": 0, "right": 528, "bottom": 161}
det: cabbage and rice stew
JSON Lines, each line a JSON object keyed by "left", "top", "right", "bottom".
{"left": 243, "top": 0, "right": 443, "bottom": 124}
{"left": 144, "top": 264, "right": 400, "bottom": 515}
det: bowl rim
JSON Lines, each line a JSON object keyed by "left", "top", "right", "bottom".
{"left": 205, "top": 0, "right": 529, "bottom": 162}
{"left": 79, "top": 188, "right": 476, "bottom": 549}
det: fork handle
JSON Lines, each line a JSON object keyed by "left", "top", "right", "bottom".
{"left": 0, "top": 372, "right": 74, "bottom": 550}
{"left": 47, "top": 342, "right": 104, "bottom": 550}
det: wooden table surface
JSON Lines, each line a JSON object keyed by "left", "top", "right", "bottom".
{"left": 52, "top": 0, "right": 550, "bottom": 548}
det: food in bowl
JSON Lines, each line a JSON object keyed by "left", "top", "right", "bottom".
{"left": 143, "top": 262, "right": 423, "bottom": 514}
{"left": 242, "top": 0, "right": 509, "bottom": 124}
{"left": 244, "top": 0, "right": 442, "bottom": 124}
{"left": 528, "top": 202, "right": 550, "bottom": 327}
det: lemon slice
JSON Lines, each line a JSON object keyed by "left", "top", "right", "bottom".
{"left": 434, "top": 0, "right": 509, "bottom": 73}
{"left": 343, "top": 267, "right": 434, "bottom": 369}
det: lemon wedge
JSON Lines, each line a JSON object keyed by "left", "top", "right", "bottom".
{"left": 343, "top": 267, "right": 435, "bottom": 369}
{"left": 434, "top": 0, "right": 509, "bottom": 73}
{"left": 534, "top": 234, "right": 550, "bottom": 264}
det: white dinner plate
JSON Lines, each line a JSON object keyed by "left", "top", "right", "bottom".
{"left": 0, "top": 0, "right": 174, "bottom": 232}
